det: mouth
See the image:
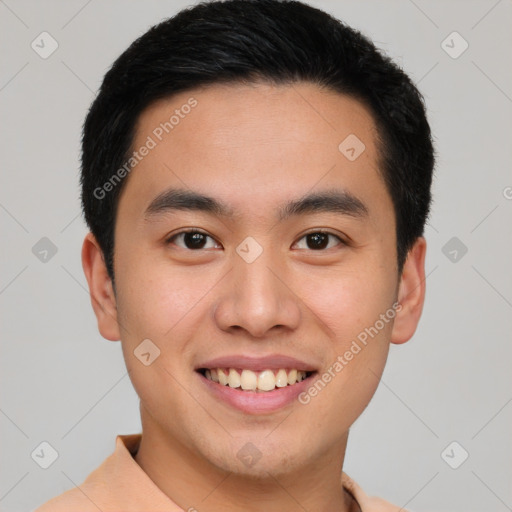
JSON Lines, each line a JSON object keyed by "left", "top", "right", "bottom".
{"left": 197, "top": 367, "right": 315, "bottom": 392}
{"left": 195, "top": 355, "right": 318, "bottom": 414}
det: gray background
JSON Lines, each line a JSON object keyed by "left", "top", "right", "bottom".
{"left": 1, "top": 1, "right": 511, "bottom": 511}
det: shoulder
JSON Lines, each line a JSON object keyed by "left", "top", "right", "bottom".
{"left": 342, "top": 472, "right": 406, "bottom": 512}
{"left": 33, "top": 487, "right": 97, "bottom": 512}
{"left": 32, "top": 436, "right": 126, "bottom": 512}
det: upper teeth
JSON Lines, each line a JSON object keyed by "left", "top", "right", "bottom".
{"left": 204, "top": 368, "right": 308, "bottom": 392}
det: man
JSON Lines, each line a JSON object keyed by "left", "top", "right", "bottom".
{"left": 36, "top": 0, "right": 434, "bottom": 510}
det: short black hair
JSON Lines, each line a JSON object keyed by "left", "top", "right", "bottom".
{"left": 81, "top": 0, "right": 435, "bottom": 283}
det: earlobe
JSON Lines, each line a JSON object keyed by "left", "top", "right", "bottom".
{"left": 81, "top": 232, "right": 121, "bottom": 341}
{"left": 390, "top": 237, "right": 427, "bottom": 345}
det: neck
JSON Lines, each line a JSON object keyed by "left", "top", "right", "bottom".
{"left": 134, "top": 406, "right": 357, "bottom": 512}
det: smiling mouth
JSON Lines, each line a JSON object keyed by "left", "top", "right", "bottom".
{"left": 197, "top": 368, "right": 315, "bottom": 392}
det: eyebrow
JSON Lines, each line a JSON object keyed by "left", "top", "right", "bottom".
{"left": 144, "top": 187, "right": 368, "bottom": 222}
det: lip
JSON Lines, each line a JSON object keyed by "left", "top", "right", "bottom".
{"left": 195, "top": 354, "right": 317, "bottom": 373}
{"left": 197, "top": 370, "right": 316, "bottom": 414}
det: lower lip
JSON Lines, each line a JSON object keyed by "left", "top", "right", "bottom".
{"left": 197, "top": 371, "right": 315, "bottom": 414}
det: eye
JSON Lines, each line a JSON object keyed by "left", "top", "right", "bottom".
{"left": 166, "top": 229, "right": 221, "bottom": 250}
{"left": 293, "top": 231, "right": 344, "bottom": 250}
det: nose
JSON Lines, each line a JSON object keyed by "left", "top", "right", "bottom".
{"left": 213, "top": 250, "right": 301, "bottom": 338}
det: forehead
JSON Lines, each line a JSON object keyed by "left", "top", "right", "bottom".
{"left": 119, "top": 81, "right": 390, "bottom": 224}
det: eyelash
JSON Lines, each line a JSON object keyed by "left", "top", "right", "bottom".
{"left": 165, "top": 228, "right": 346, "bottom": 251}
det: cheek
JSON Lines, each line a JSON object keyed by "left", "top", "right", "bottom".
{"left": 304, "top": 266, "right": 397, "bottom": 343}
{"left": 296, "top": 266, "right": 396, "bottom": 425}
{"left": 114, "top": 256, "right": 223, "bottom": 401}
{"left": 115, "top": 251, "right": 220, "bottom": 341}
{"left": 114, "top": 265, "right": 203, "bottom": 414}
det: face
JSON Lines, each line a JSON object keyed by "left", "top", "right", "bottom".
{"left": 83, "top": 81, "right": 426, "bottom": 479}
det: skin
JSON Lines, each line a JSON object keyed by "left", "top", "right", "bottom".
{"left": 82, "top": 82, "right": 426, "bottom": 512}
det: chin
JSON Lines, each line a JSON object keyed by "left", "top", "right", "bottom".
{"left": 195, "top": 434, "right": 315, "bottom": 479}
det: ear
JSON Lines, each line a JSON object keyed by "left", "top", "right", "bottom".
{"left": 390, "top": 236, "right": 427, "bottom": 345}
{"left": 81, "top": 232, "right": 120, "bottom": 341}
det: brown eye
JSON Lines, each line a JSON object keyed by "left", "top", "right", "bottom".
{"left": 168, "top": 230, "right": 220, "bottom": 250}
{"left": 294, "top": 232, "right": 343, "bottom": 250}
{"left": 306, "top": 232, "right": 329, "bottom": 249}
